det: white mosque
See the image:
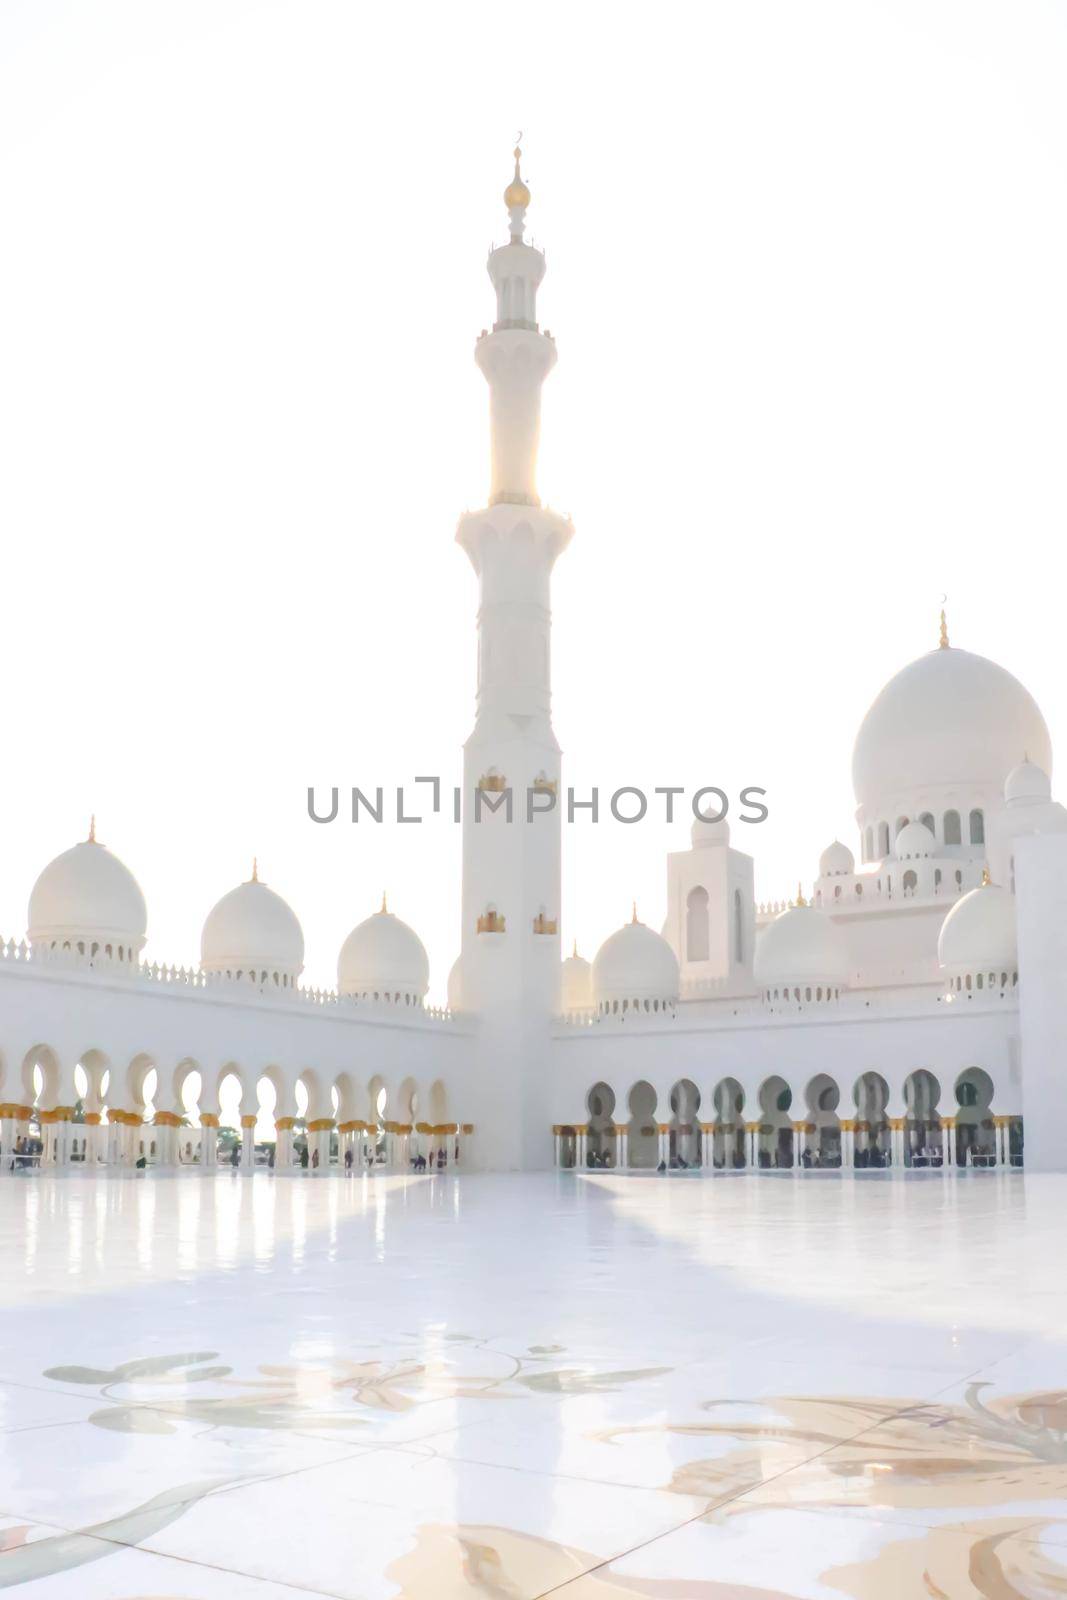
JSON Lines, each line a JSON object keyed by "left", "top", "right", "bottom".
{"left": 3, "top": 151, "right": 1067, "bottom": 1179}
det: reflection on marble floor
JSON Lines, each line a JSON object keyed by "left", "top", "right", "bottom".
{"left": 0, "top": 1170, "right": 1065, "bottom": 1597}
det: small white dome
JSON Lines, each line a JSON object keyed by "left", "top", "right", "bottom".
{"left": 201, "top": 870, "right": 304, "bottom": 983}
{"left": 938, "top": 879, "right": 1017, "bottom": 973}
{"left": 819, "top": 840, "right": 854, "bottom": 877}
{"left": 561, "top": 945, "right": 593, "bottom": 1012}
{"left": 339, "top": 902, "right": 429, "bottom": 1003}
{"left": 894, "top": 820, "right": 937, "bottom": 860}
{"left": 28, "top": 830, "right": 147, "bottom": 957}
{"left": 691, "top": 815, "right": 730, "bottom": 849}
{"left": 753, "top": 903, "right": 848, "bottom": 989}
{"left": 592, "top": 913, "right": 679, "bottom": 1009}
{"left": 1005, "top": 759, "right": 1052, "bottom": 805}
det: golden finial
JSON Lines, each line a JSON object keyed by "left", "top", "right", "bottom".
{"left": 251, "top": 857, "right": 259, "bottom": 883}
{"left": 381, "top": 890, "right": 388, "bottom": 914}
{"left": 795, "top": 881, "right": 807, "bottom": 908}
{"left": 572, "top": 938, "right": 578, "bottom": 959}
{"left": 87, "top": 815, "right": 96, "bottom": 844}
{"left": 631, "top": 901, "right": 639, "bottom": 924}
{"left": 939, "top": 602, "right": 949, "bottom": 650}
{"left": 504, "top": 134, "right": 531, "bottom": 211}
{"left": 981, "top": 865, "right": 991, "bottom": 887}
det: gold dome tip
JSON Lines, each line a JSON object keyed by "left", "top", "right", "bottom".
{"left": 504, "top": 137, "right": 530, "bottom": 210}
{"left": 631, "top": 901, "right": 639, "bottom": 924}
{"left": 251, "top": 857, "right": 258, "bottom": 883}
{"left": 381, "top": 890, "right": 388, "bottom": 914}
{"left": 939, "top": 604, "right": 950, "bottom": 649}
{"left": 87, "top": 814, "right": 96, "bottom": 844}
{"left": 981, "top": 865, "right": 991, "bottom": 886}
{"left": 795, "top": 882, "right": 807, "bottom": 908}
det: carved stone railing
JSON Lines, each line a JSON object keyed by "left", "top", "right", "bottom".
{"left": 0, "top": 937, "right": 456, "bottom": 1024}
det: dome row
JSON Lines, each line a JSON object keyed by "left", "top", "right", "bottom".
{"left": 26, "top": 833, "right": 429, "bottom": 1001}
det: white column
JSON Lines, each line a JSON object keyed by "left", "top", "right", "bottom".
{"left": 275, "top": 1121, "right": 293, "bottom": 1170}
{"left": 240, "top": 1116, "right": 256, "bottom": 1171}
{"left": 791, "top": 1124, "right": 802, "bottom": 1171}
{"left": 199, "top": 1118, "right": 219, "bottom": 1170}
{"left": 616, "top": 1126, "right": 629, "bottom": 1170}
{"left": 841, "top": 1121, "right": 854, "bottom": 1172}
{"left": 746, "top": 1122, "right": 758, "bottom": 1170}
{"left": 889, "top": 1119, "right": 905, "bottom": 1171}
{"left": 941, "top": 1119, "right": 955, "bottom": 1171}
{"left": 0, "top": 1115, "right": 16, "bottom": 1172}
{"left": 553, "top": 1128, "right": 561, "bottom": 1168}
{"left": 576, "top": 1127, "right": 587, "bottom": 1169}
{"left": 154, "top": 1116, "right": 181, "bottom": 1169}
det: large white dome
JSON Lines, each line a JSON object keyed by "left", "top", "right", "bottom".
{"left": 338, "top": 902, "right": 429, "bottom": 1004}
{"left": 592, "top": 913, "right": 679, "bottom": 1010}
{"left": 753, "top": 903, "right": 848, "bottom": 990}
{"left": 28, "top": 830, "right": 147, "bottom": 959}
{"left": 201, "top": 869, "right": 304, "bottom": 984}
{"left": 938, "top": 879, "right": 1017, "bottom": 974}
{"left": 852, "top": 645, "right": 1051, "bottom": 820}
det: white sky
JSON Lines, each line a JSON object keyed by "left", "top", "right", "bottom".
{"left": 1, "top": 0, "right": 1065, "bottom": 1002}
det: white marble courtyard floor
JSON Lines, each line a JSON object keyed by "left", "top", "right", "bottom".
{"left": 0, "top": 1169, "right": 1065, "bottom": 1598}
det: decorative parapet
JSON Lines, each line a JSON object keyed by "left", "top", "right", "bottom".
{"left": 532, "top": 774, "right": 557, "bottom": 796}
{"left": 0, "top": 933, "right": 458, "bottom": 1023}
{"left": 532, "top": 913, "right": 557, "bottom": 935}
{"left": 477, "top": 909, "right": 506, "bottom": 934}
{"left": 477, "top": 772, "right": 508, "bottom": 793}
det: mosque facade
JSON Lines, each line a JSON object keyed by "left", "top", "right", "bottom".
{"left": 3, "top": 152, "right": 1067, "bottom": 1178}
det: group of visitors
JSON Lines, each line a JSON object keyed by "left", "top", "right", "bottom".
{"left": 8, "top": 1135, "right": 43, "bottom": 1171}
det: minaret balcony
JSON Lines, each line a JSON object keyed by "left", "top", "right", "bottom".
{"left": 532, "top": 914, "right": 558, "bottom": 935}
{"left": 477, "top": 909, "right": 506, "bottom": 934}
{"left": 477, "top": 772, "right": 508, "bottom": 793}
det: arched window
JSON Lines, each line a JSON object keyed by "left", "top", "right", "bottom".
{"left": 919, "top": 811, "right": 935, "bottom": 833}
{"left": 686, "top": 887, "right": 710, "bottom": 963}
{"left": 895, "top": 816, "right": 909, "bottom": 837}
{"left": 864, "top": 826, "right": 873, "bottom": 861}
{"left": 903, "top": 869, "right": 917, "bottom": 894}
{"left": 877, "top": 822, "right": 890, "bottom": 857}
{"left": 944, "top": 810, "right": 961, "bottom": 845}
{"left": 733, "top": 889, "right": 744, "bottom": 965}
{"left": 969, "top": 809, "right": 985, "bottom": 845}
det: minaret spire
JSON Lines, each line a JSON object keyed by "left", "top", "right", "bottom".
{"left": 468, "top": 139, "right": 557, "bottom": 509}
{"left": 504, "top": 137, "right": 531, "bottom": 242}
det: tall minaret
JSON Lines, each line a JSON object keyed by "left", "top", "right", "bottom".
{"left": 456, "top": 145, "right": 573, "bottom": 1170}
